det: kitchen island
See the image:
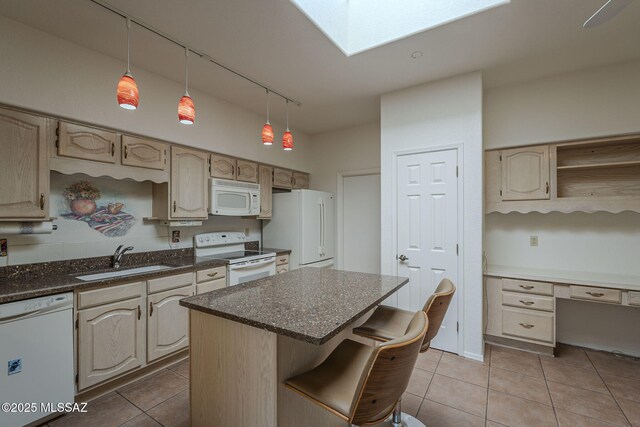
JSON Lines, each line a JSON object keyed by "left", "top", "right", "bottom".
{"left": 180, "top": 267, "right": 408, "bottom": 427}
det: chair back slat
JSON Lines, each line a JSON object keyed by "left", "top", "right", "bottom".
{"left": 350, "top": 311, "right": 428, "bottom": 425}
{"left": 421, "top": 278, "right": 456, "bottom": 352}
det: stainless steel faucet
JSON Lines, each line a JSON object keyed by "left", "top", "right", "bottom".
{"left": 112, "top": 245, "right": 134, "bottom": 269}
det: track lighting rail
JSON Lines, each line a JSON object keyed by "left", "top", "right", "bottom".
{"left": 89, "top": 0, "right": 302, "bottom": 107}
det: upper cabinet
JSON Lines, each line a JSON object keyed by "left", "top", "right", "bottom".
{"left": 486, "top": 134, "right": 640, "bottom": 214}
{"left": 236, "top": 159, "right": 258, "bottom": 183}
{"left": 170, "top": 147, "right": 209, "bottom": 219}
{"left": 273, "top": 168, "right": 293, "bottom": 189}
{"left": 258, "top": 165, "right": 273, "bottom": 219}
{"left": 501, "top": 146, "right": 550, "bottom": 201}
{"left": 57, "top": 122, "right": 117, "bottom": 164}
{"left": 210, "top": 154, "right": 236, "bottom": 180}
{"left": 0, "top": 108, "right": 50, "bottom": 220}
{"left": 292, "top": 171, "right": 309, "bottom": 189}
{"left": 121, "top": 135, "right": 167, "bottom": 171}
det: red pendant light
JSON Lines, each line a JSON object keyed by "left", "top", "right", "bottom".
{"left": 262, "top": 90, "right": 274, "bottom": 145}
{"left": 117, "top": 18, "right": 139, "bottom": 110}
{"left": 282, "top": 99, "right": 294, "bottom": 151}
{"left": 178, "top": 47, "right": 195, "bottom": 125}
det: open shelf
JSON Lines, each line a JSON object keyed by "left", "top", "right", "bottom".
{"left": 556, "top": 139, "right": 640, "bottom": 168}
{"left": 556, "top": 160, "right": 640, "bottom": 171}
{"left": 557, "top": 164, "right": 640, "bottom": 198}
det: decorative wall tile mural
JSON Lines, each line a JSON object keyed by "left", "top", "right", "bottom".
{"left": 59, "top": 180, "right": 136, "bottom": 237}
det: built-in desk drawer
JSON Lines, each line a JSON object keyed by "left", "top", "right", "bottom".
{"left": 502, "top": 292, "right": 554, "bottom": 312}
{"left": 570, "top": 285, "right": 621, "bottom": 304}
{"left": 629, "top": 291, "right": 640, "bottom": 307}
{"left": 502, "top": 307, "right": 553, "bottom": 343}
{"left": 502, "top": 279, "right": 553, "bottom": 296}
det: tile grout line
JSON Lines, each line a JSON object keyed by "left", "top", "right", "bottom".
{"left": 539, "top": 353, "right": 560, "bottom": 427}
{"left": 586, "top": 351, "right": 633, "bottom": 427}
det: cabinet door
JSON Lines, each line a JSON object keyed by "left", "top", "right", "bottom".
{"left": 210, "top": 154, "right": 236, "bottom": 179}
{"left": 57, "top": 121, "right": 117, "bottom": 163}
{"left": 258, "top": 165, "right": 273, "bottom": 219}
{"left": 122, "top": 135, "right": 167, "bottom": 170}
{"left": 171, "top": 146, "right": 208, "bottom": 219}
{"left": 501, "top": 146, "right": 550, "bottom": 201}
{"left": 292, "top": 172, "right": 309, "bottom": 189}
{"left": 273, "top": 168, "right": 292, "bottom": 189}
{"left": 236, "top": 159, "right": 258, "bottom": 183}
{"left": 0, "top": 109, "right": 49, "bottom": 219}
{"left": 147, "top": 285, "right": 194, "bottom": 362}
{"left": 77, "top": 297, "right": 145, "bottom": 390}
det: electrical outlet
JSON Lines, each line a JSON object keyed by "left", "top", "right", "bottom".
{"left": 530, "top": 236, "right": 538, "bottom": 247}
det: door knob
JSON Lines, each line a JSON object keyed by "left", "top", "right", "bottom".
{"left": 398, "top": 254, "right": 409, "bottom": 262}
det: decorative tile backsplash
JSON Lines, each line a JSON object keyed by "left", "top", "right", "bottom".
{"left": 0, "top": 172, "right": 262, "bottom": 266}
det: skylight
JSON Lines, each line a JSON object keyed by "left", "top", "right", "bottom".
{"left": 290, "top": 0, "right": 510, "bottom": 56}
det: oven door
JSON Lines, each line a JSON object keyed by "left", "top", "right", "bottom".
{"left": 228, "top": 257, "right": 276, "bottom": 286}
{"left": 211, "top": 188, "right": 252, "bottom": 216}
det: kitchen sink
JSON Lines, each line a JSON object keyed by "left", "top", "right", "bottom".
{"left": 75, "top": 265, "right": 172, "bottom": 281}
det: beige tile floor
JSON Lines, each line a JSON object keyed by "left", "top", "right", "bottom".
{"left": 38, "top": 344, "right": 640, "bottom": 427}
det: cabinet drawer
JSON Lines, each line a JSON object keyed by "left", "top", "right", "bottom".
{"left": 77, "top": 281, "right": 144, "bottom": 309}
{"left": 196, "top": 277, "right": 227, "bottom": 294}
{"left": 147, "top": 272, "right": 194, "bottom": 294}
{"left": 276, "top": 254, "right": 289, "bottom": 266}
{"left": 502, "top": 292, "right": 554, "bottom": 312}
{"left": 502, "top": 279, "right": 553, "bottom": 296}
{"left": 570, "top": 285, "right": 621, "bottom": 304}
{"left": 629, "top": 291, "right": 640, "bottom": 307}
{"left": 196, "top": 266, "right": 226, "bottom": 283}
{"left": 502, "top": 308, "right": 553, "bottom": 343}
{"left": 277, "top": 264, "right": 289, "bottom": 274}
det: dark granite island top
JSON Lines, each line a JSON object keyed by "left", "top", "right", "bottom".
{"left": 180, "top": 267, "right": 408, "bottom": 345}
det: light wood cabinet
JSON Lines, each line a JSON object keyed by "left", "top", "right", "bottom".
{"left": 276, "top": 255, "right": 289, "bottom": 274}
{"left": 292, "top": 172, "right": 309, "bottom": 189}
{"left": 210, "top": 154, "right": 236, "bottom": 180}
{"left": 276, "top": 264, "right": 289, "bottom": 274}
{"left": 57, "top": 121, "right": 117, "bottom": 164}
{"left": 195, "top": 266, "right": 227, "bottom": 294}
{"left": 0, "top": 108, "right": 49, "bottom": 220}
{"left": 196, "top": 277, "right": 226, "bottom": 294}
{"left": 121, "top": 135, "right": 167, "bottom": 171}
{"left": 501, "top": 146, "right": 550, "bottom": 201}
{"left": 147, "top": 284, "right": 194, "bottom": 362}
{"left": 273, "top": 168, "right": 293, "bottom": 189}
{"left": 258, "top": 165, "right": 273, "bottom": 219}
{"left": 236, "top": 159, "right": 258, "bottom": 183}
{"left": 77, "top": 295, "right": 145, "bottom": 390}
{"left": 170, "top": 146, "right": 208, "bottom": 219}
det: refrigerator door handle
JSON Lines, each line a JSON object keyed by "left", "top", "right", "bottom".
{"left": 318, "top": 199, "right": 323, "bottom": 255}
{"left": 321, "top": 200, "right": 326, "bottom": 255}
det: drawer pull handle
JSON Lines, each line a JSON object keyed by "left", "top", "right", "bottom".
{"left": 586, "top": 291, "right": 604, "bottom": 297}
{"left": 519, "top": 300, "right": 535, "bottom": 306}
{"left": 124, "top": 145, "right": 128, "bottom": 159}
{"left": 40, "top": 193, "right": 45, "bottom": 210}
{"left": 207, "top": 272, "right": 218, "bottom": 278}
{"left": 149, "top": 302, "right": 154, "bottom": 317}
{"left": 519, "top": 323, "right": 534, "bottom": 329}
{"left": 519, "top": 285, "right": 534, "bottom": 290}
{"left": 137, "top": 305, "right": 141, "bottom": 320}
{"left": 279, "top": 258, "right": 286, "bottom": 262}
{"left": 111, "top": 142, "right": 115, "bottom": 156}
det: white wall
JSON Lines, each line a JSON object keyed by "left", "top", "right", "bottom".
{"left": 0, "top": 16, "right": 312, "bottom": 265}
{"left": 483, "top": 60, "right": 640, "bottom": 355}
{"left": 381, "top": 72, "right": 484, "bottom": 360}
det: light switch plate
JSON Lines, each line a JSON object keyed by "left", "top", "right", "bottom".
{"left": 530, "top": 236, "right": 539, "bottom": 247}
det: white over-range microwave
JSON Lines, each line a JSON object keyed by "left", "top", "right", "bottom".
{"left": 209, "top": 178, "right": 260, "bottom": 216}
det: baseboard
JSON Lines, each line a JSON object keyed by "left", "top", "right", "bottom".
{"left": 463, "top": 351, "right": 484, "bottom": 363}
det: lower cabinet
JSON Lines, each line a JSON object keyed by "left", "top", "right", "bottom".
{"left": 147, "top": 284, "right": 194, "bottom": 362}
{"left": 276, "top": 254, "right": 290, "bottom": 274}
{"left": 76, "top": 283, "right": 146, "bottom": 391}
{"left": 195, "top": 265, "right": 227, "bottom": 294}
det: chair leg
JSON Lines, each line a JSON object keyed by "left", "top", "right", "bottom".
{"left": 390, "top": 400, "right": 403, "bottom": 427}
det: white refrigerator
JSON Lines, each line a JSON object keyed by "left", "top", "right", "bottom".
{"left": 263, "top": 190, "right": 334, "bottom": 269}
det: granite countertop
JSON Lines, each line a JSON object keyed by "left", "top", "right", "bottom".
{"left": 0, "top": 249, "right": 227, "bottom": 304}
{"left": 180, "top": 267, "right": 408, "bottom": 345}
{"left": 486, "top": 264, "right": 640, "bottom": 291}
{"left": 262, "top": 247, "right": 292, "bottom": 256}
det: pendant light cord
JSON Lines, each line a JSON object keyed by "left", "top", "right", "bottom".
{"left": 126, "top": 17, "right": 131, "bottom": 73}
{"left": 266, "top": 89, "right": 270, "bottom": 123}
{"left": 184, "top": 47, "right": 189, "bottom": 96}
{"left": 285, "top": 99, "right": 289, "bottom": 131}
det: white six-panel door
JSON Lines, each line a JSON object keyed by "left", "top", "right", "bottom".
{"left": 396, "top": 149, "right": 459, "bottom": 353}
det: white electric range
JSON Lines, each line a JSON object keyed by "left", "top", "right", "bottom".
{"left": 194, "top": 232, "right": 276, "bottom": 286}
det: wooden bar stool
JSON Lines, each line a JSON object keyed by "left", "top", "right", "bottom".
{"left": 353, "top": 278, "right": 456, "bottom": 426}
{"left": 285, "top": 311, "right": 428, "bottom": 427}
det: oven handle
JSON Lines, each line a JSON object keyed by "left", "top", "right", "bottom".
{"left": 229, "top": 258, "right": 276, "bottom": 270}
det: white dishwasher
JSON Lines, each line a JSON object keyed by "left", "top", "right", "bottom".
{"left": 0, "top": 293, "right": 74, "bottom": 427}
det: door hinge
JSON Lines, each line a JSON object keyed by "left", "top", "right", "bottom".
{"left": 456, "top": 244, "right": 459, "bottom": 256}
{"left": 456, "top": 166, "right": 459, "bottom": 178}
{"left": 499, "top": 154, "right": 502, "bottom": 161}
{"left": 75, "top": 374, "right": 78, "bottom": 384}
{"left": 499, "top": 190, "right": 502, "bottom": 196}
{"left": 456, "top": 322, "right": 459, "bottom": 333}
{"left": 75, "top": 318, "right": 78, "bottom": 329}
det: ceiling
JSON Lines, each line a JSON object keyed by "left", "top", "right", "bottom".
{"left": 1, "top": 0, "right": 639, "bottom": 134}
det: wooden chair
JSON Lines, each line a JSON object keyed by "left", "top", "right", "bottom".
{"left": 285, "top": 311, "right": 428, "bottom": 426}
{"left": 352, "top": 278, "right": 456, "bottom": 426}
